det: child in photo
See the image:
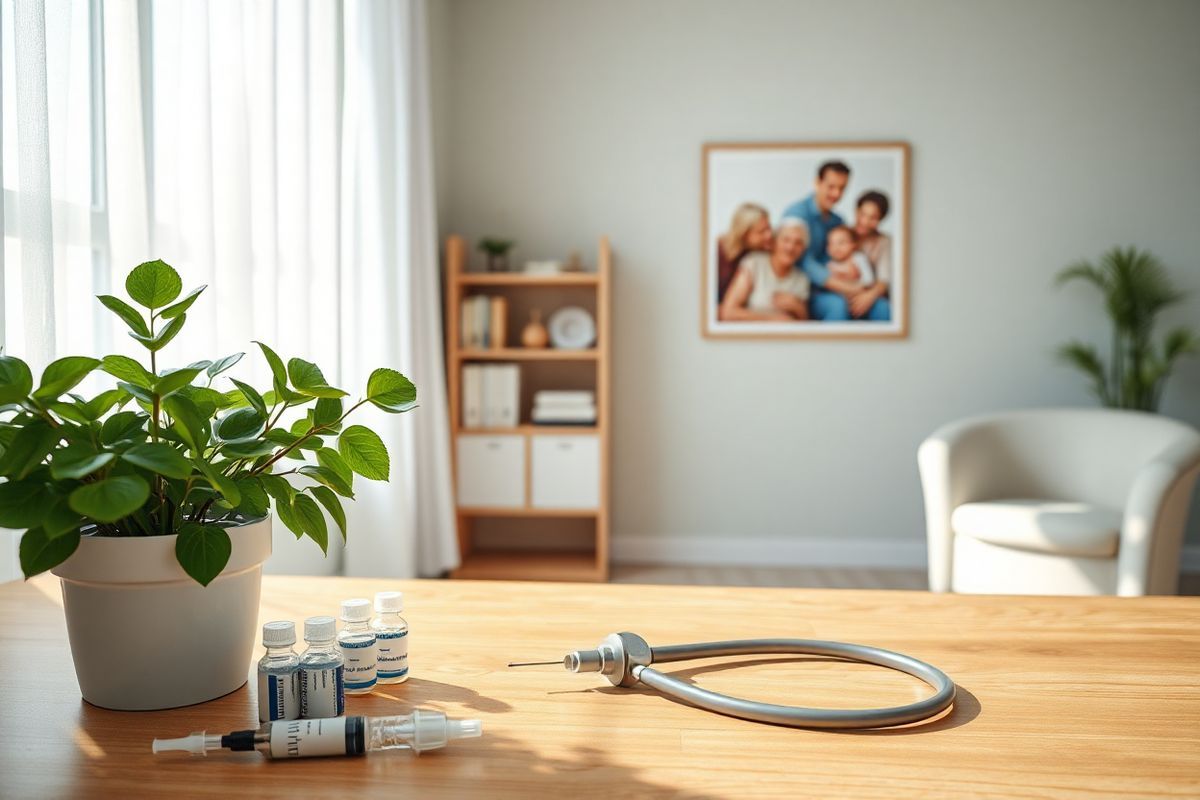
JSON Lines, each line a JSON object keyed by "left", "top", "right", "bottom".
{"left": 824, "top": 225, "right": 874, "bottom": 287}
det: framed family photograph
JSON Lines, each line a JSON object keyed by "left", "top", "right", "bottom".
{"left": 702, "top": 141, "right": 910, "bottom": 339}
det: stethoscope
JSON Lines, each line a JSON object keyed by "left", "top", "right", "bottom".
{"left": 511, "top": 631, "right": 956, "bottom": 729}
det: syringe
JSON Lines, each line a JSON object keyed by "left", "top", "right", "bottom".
{"left": 152, "top": 709, "right": 482, "bottom": 760}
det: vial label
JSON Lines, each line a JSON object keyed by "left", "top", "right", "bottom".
{"left": 377, "top": 630, "right": 409, "bottom": 679}
{"left": 268, "top": 717, "right": 351, "bottom": 758}
{"left": 339, "top": 638, "right": 378, "bottom": 690}
{"left": 258, "top": 670, "right": 300, "bottom": 722}
{"left": 300, "top": 665, "right": 345, "bottom": 718}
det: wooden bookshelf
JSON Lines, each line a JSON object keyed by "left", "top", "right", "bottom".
{"left": 444, "top": 235, "right": 611, "bottom": 582}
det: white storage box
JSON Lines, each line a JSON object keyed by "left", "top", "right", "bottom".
{"left": 457, "top": 435, "right": 525, "bottom": 507}
{"left": 531, "top": 435, "right": 600, "bottom": 509}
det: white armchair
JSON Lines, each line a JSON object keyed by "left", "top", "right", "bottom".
{"left": 919, "top": 409, "right": 1200, "bottom": 596}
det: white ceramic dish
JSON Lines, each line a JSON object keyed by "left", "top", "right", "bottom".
{"left": 548, "top": 306, "right": 596, "bottom": 350}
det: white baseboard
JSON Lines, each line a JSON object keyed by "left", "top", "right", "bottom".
{"left": 614, "top": 536, "right": 1200, "bottom": 573}
{"left": 612, "top": 536, "right": 928, "bottom": 569}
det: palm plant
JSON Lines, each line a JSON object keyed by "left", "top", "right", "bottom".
{"left": 1056, "top": 246, "right": 1198, "bottom": 412}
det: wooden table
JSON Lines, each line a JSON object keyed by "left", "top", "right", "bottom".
{"left": 1, "top": 575, "right": 1198, "bottom": 799}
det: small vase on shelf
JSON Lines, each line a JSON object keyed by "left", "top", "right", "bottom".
{"left": 521, "top": 309, "right": 549, "bottom": 349}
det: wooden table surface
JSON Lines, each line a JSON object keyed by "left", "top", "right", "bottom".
{"left": 1, "top": 575, "right": 1198, "bottom": 799}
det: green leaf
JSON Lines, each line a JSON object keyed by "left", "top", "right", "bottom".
{"left": 50, "top": 446, "right": 114, "bottom": 480}
{"left": 230, "top": 379, "right": 268, "bottom": 419}
{"left": 234, "top": 478, "right": 270, "bottom": 519}
{"left": 313, "top": 397, "right": 343, "bottom": 428}
{"left": 337, "top": 425, "right": 389, "bottom": 481}
{"left": 299, "top": 464, "right": 354, "bottom": 498}
{"left": 33, "top": 357, "right": 101, "bottom": 402}
{"left": 220, "top": 439, "right": 276, "bottom": 459}
{"left": 42, "top": 498, "right": 84, "bottom": 540}
{"left": 101, "top": 354, "right": 155, "bottom": 388}
{"left": 176, "top": 385, "right": 227, "bottom": 418}
{"left": 310, "top": 485, "right": 347, "bottom": 543}
{"left": 100, "top": 411, "right": 146, "bottom": 445}
{"left": 47, "top": 401, "right": 92, "bottom": 425}
{"left": 260, "top": 473, "right": 296, "bottom": 505}
{"left": 154, "top": 366, "right": 203, "bottom": 398}
{"left": 316, "top": 447, "right": 354, "bottom": 487}
{"left": 159, "top": 285, "right": 206, "bottom": 319}
{"left": 0, "top": 480, "right": 54, "bottom": 527}
{"left": 81, "top": 388, "right": 128, "bottom": 420}
{"left": 254, "top": 341, "right": 288, "bottom": 388}
{"left": 126, "top": 259, "right": 182, "bottom": 309}
{"left": 194, "top": 460, "right": 242, "bottom": 507}
{"left": 68, "top": 475, "right": 150, "bottom": 523}
{"left": 207, "top": 352, "right": 244, "bottom": 380}
{"left": 117, "top": 381, "right": 155, "bottom": 404}
{"left": 274, "top": 495, "right": 304, "bottom": 539}
{"left": 0, "top": 422, "right": 62, "bottom": 479}
{"left": 366, "top": 368, "right": 417, "bottom": 413}
{"left": 97, "top": 295, "right": 150, "bottom": 336}
{"left": 163, "top": 395, "right": 208, "bottom": 455}
{"left": 20, "top": 527, "right": 81, "bottom": 579}
{"left": 128, "top": 313, "right": 186, "bottom": 352}
{"left": 287, "top": 358, "right": 347, "bottom": 399}
{"left": 0, "top": 355, "right": 34, "bottom": 404}
{"left": 174, "top": 523, "right": 231, "bottom": 587}
{"left": 216, "top": 408, "right": 265, "bottom": 442}
{"left": 121, "top": 443, "right": 193, "bottom": 479}
{"left": 293, "top": 493, "right": 328, "bottom": 554}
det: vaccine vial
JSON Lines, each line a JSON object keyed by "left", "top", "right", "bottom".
{"left": 257, "top": 621, "right": 300, "bottom": 723}
{"left": 338, "top": 599, "right": 378, "bottom": 695}
{"left": 299, "top": 616, "right": 344, "bottom": 718}
{"left": 371, "top": 591, "right": 409, "bottom": 684}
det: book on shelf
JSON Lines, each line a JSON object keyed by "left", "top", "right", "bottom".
{"left": 460, "top": 295, "right": 508, "bottom": 349}
{"left": 462, "top": 363, "right": 519, "bottom": 429}
{"left": 462, "top": 364, "right": 483, "bottom": 428}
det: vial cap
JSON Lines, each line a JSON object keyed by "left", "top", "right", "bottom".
{"left": 304, "top": 615, "right": 336, "bottom": 641}
{"left": 262, "top": 620, "right": 296, "bottom": 647}
{"left": 375, "top": 591, "right": 404, "bottom": 613}
{"left": 341, "top": 598, "right": 372, "bottom": 622}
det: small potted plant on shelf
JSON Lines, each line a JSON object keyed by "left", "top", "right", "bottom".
{"left": 478, "top": 237, "right": 515, "bottom": 272}
{"left": 0, "top": 259, "right": 416, "bottom": 711}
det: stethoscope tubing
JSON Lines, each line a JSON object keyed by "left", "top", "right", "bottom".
{"left": 636, "top": 638, "right": 956, "bottom": 729}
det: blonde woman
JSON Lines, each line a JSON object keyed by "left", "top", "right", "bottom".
{"left": 719, "top": 218, "right": 811, "bottom": 322}
{"left": 716, "top": 202, "right": 772, "bottom": 303}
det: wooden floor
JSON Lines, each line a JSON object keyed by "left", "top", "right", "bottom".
{"left": 611, "top": 563, "right": 1200, "bottom": 594}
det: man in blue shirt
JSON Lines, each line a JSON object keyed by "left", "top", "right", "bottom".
{"left": 781, "top": 160, "right": 887, "bottom": 321}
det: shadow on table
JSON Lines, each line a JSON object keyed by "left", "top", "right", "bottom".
{"left": 578, "top": 655, "right": 980, "bottom": 735}
{"left": 372, "top": 677, "right": 514, "bottom": 714}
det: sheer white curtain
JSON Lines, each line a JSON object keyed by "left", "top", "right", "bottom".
{"left": 0, "top": 0, "right": 457, "bottom": 580}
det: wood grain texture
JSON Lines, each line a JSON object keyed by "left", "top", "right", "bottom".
{"left": 2, "top": 575, "right": 1198, "bottom": 799}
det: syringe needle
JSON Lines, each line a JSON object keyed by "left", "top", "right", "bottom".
{"left": 507, "top": 660, "right": 562, "bottom": 667}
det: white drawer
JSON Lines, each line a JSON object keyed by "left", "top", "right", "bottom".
{"left": 457, "top": 435, "right": 525, "bottom": 508}
{"left": 531, "top": 435, "right": 600, "bottom": 509}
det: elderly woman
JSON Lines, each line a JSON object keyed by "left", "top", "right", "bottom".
{"left": 719, "top": 218, "right": 811, "bottom": 321}
{"left": 716, "top": 202, "right": 773, "bottom": 303}
{"left": 847, "top": 190, "right": 893, "bottom": 321}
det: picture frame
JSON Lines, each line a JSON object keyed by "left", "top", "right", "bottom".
{"left": 701, "top": 141, "right": 910, "bottom": 340}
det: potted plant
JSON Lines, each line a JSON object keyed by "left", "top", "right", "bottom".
{"left": 1055, "top": 246, "right": 1198, "bottom": 412}
{"left": 478, "top": 237, "right": 515, "bottom": 272}
{"left": 0, "top": 259, "right": 416, "bottom": 711}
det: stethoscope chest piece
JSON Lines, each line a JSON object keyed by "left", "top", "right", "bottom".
{"left": 512, "top": 631, "right": 956, "bottom": 730}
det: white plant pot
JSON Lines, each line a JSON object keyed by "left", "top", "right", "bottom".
{"left": 51, "top": 517, "right": 272, "bottom": 711}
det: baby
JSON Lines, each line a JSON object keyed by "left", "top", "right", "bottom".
{"left": 825, "top": 225, "right": 875, "bottom": 287}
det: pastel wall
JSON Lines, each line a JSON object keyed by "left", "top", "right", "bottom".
{"left": 429, "top": 0, "right": 1200, "bottom": 563}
